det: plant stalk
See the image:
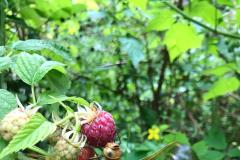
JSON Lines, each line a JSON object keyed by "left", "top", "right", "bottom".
{"left": 31, "top": 85, "right": 37, "bottom": 104}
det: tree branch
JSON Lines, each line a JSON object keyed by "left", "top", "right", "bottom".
{"left": 152, "top": 48, "right": 169, "bottom": 111}
{"left": 163, "top": 1, "right": 240, "bottom": 39}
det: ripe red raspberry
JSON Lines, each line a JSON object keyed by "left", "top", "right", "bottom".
{"left": 77, "top": 146, "right": 95, "bottom": 160}
{"left": 81, "top": 111, "right": 116, "bottom": 147}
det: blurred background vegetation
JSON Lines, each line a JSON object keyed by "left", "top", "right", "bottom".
{"left": 0, "top": 0, "right": 240, "bottom": 159}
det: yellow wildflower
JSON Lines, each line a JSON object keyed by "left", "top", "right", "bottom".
{"left": 148, "top": 126, "right": 160, "bottom": 141}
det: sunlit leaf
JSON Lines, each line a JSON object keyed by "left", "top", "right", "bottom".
{"left": 164, "top": 23, "right": 203, "bottom": 62}
{"left": 203, "top": 77, "right": 240, "bottom": 101}
{"left": 146, "top": 9, "right": 175, "bottom": 31}
{"left": 184, "top": 1, "right": 222, "bottom": 26}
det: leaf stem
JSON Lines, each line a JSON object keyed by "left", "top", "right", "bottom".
{"left": 31, "top": 85, "right": 36, "bottom": 104}
{"left": 28, "top": 146, "right": 50, "bottom": 156}
{"left": 54, "top": 114, "right": 74, "bottom": 126}
{"left": 163, "top": 1, "right": 240, "bottom": 39}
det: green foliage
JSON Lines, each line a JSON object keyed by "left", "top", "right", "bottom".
{"left": 0, "top": 113, "right": 56, "bottom": 159}
{"left": 164, "top": 23, "right": 203, "bottom": 62}
{"left": 0, "top": 89, "right": 17, "bottom": 120}
{"left": 0, "top": 0, "right": 240, "bottom": 159}
{"left": 11, "top": 40, "right": 72, "bottom": 61}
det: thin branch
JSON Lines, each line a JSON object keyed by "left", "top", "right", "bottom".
{"left": 163, "top": 1, "right": 240, "bottom": 39}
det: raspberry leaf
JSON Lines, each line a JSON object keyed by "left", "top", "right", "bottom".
{"left": 0, "top": 113, "right": 57, "bottom": 159}
{"left": 12, "top": 52, "right": 66, "bottom": 85}
{"left": 11, "top": 39, "right": 72, "bottom": 61}
{"left": 0, "top": 89, "right": 17, "bottom": 120}
{"left": 33, "top": 61, "right": 66, "bottom": 83}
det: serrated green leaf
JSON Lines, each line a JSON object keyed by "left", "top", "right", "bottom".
{"left": 11, "top": 39, "right": 71, "bottom": 61}
{"left": 0, "top": 57, "right": 12, "bottom": 72}
{"left": 146, "top": 9, "right": 175, "bottom": 31}
{"left": 203, "top": 77, "right": 240, "bottom": 101}
{"left": 12, "top": 52, "right": 65, "bottom": 85}
{"left": 0, "top": 113, "right": 56, "bottom": 159}
{"left": 0, "top": 89, "right": 17, "bottom": 120}
{"left": 12, "top": 52, "right": 45, "bottom": 85}
{"left": 119, "top": 38, "right": 145, "bottom": 68}
{"left": 33, "top": 61, "right": 65, "bottom": 83}
{"left": 164, "top": 23, "right": 203, "bottom": 62}
{"left": 0, "top": 138, "right": 16, "bottom": 160}
{"left": 184, "top": 1, "right": 222, "bottom": 26}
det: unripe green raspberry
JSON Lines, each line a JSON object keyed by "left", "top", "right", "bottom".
{"left": 48, "top": 128, "right": 62, "bottom": 145}
{"left": 54, "top": 138, "right": 79, "bottom": 160}
{"left": 0, "top": 108, "right": 35, "bottom": 141}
